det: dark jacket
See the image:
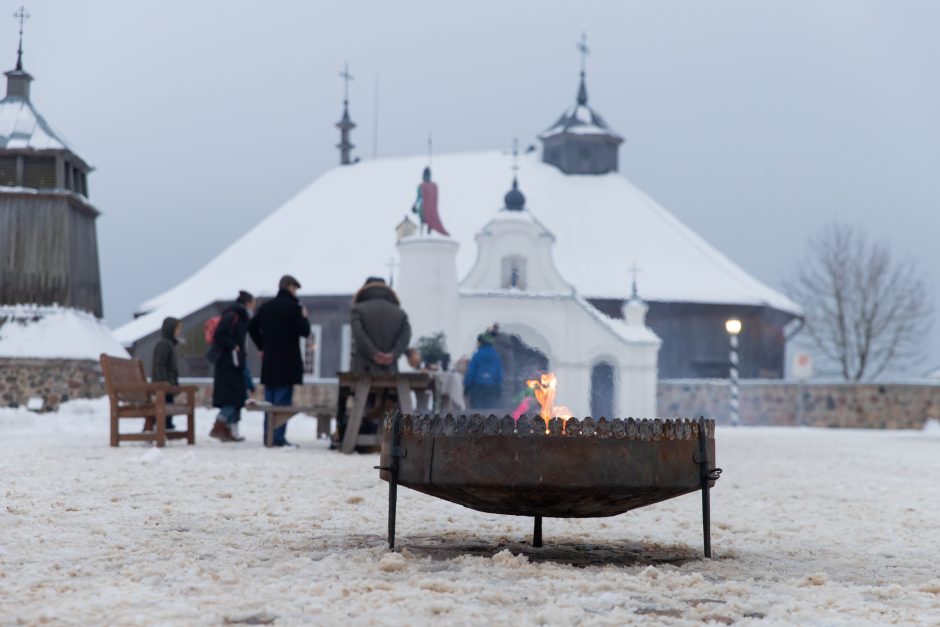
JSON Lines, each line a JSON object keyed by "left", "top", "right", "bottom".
{"left": 152, "top": 317, "right": 180, "bottom": 386}
{"left": 350, "top": 282, "right": 412, "bottom": 374}
{"left": 212, "top": 304, "right": 251, "bottom": 408}
{"left": 248, "top": 289, "right": 311, "bottom": 386}
{"left": 464, "top": 344, "right": 504, "bottom": 391}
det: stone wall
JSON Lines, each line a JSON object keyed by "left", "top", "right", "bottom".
{"left": 657, "top": 379, "right": 940, "bottom": 429}
{"left": 0, "top": 358, "right": 105, "bottom": 411}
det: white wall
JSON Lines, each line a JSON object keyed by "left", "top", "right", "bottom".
{"left": 395, "top": 235, "right": 460, "bottom": 352}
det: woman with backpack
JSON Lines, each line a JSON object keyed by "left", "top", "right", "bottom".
{"left": 463, "top": 332, "right": 504, "bottom": 409}
{"left": 209, "top": 290, "right": 256, "bottom": 442}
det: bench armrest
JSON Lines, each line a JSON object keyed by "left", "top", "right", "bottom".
{"left": 112, "top": 382, "right": 169, "bottom": 393}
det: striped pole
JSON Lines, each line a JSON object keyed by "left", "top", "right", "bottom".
{"left": 729, "top": 334, "right": 740, "bottom": 426}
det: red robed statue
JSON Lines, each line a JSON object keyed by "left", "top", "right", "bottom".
{"left": 411, "top": 167, "right": 449, "bottom": 236}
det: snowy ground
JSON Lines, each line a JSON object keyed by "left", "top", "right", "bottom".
{"left": 1, "top": 401, "right": 939, "bottom": 626}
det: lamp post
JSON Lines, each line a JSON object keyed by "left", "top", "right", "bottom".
{"left": 725, "top": 319, "right": 742, "bottom": 426}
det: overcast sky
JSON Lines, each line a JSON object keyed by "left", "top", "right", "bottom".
{"left": 12, "top": 0, "right": 940, "bottom": 374}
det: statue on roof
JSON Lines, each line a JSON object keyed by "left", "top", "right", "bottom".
{"left": 411, "top": 166, "right": 449, "bottom": 236}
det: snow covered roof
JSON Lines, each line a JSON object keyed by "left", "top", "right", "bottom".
{"left": 117, "top": 150, "right": 801, "bottom": 343}
{"left": 0, "top": 306, "right": 127, "bottom": 360}
{"left": 540, "top": 103, "right": 623, "bottom": 141}
{"left": 0, "top": 95, "right": 72, "bottom": 151}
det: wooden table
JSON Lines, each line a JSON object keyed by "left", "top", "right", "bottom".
{"left": 338, "top": 372, "right": 435, "bottom": 454}
{"left": 244, "top": 404, "right": 332, "bottom": 447}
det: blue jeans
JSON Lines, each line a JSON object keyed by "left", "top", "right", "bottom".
{"left": 265, "top": 385, "right": 293, "bottom": 445}
{"left": 219, "top": 405, "right": 241, "bottom": 425}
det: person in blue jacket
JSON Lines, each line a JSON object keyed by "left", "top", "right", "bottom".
{"left": 464, "top": 333, "right": 504, "bottom": 409}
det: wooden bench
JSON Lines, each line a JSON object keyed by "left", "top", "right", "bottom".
{"left": 100, "top": 354, "right": 196, "bottom": 447}
{"left": 243, "top": 403, "right": 332, "bottom": 447}
{"left": 338, "top": 372, "right": 436, "bottom": 454}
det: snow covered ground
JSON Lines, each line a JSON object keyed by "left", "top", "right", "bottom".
{"left": 1, "top": 400, "right": 939, "bottom": 625}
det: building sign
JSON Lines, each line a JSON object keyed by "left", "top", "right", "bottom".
{"left": 792, "top": 352, "right": 813, "bottom": 380}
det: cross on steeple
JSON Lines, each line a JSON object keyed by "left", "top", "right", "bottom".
{"left": 577, "top": 32, "right": 590, "bottom": 74}
{"left": 511, "top": 137, "right": 519, "bottom": 175}
{"left": 339, "top": 62, "right": 354, "bottom": 102}
{"left": 576, "top": 32, "right": 590, "bottom": 105}
{"left": 13, "top": 5, "right": 29, "bottom": 71}
{"left": 629, "top": 262, "right": 642, "bottom": 299}
{"left": 386, "top": 257, "right": 399, "bottom": 286}
{"left": 336, "top": 62, "right": 357, "bottom": 165}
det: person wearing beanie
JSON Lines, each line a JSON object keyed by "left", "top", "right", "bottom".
{"left": 463, "top": 332, "right": 504, "bottom": 409}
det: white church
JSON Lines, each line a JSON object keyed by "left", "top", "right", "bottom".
{"left": 117, "top": 60, "right": 801, "bottom": 418}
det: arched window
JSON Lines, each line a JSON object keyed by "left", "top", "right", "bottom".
{"left": 501, "top": 255, "right": 528, "bottom": 290}
{"left": 590, "top": 362, "right": 615, "bottom": 418}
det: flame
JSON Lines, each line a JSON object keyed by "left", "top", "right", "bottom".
{"left": 525, "top": 373, "right": 572, "bottom": 433}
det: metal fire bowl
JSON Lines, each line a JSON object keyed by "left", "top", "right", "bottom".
{"left": 379, "top": 414, "right": 717, "bottom": 518}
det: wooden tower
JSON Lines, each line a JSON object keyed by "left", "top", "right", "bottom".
{"left": 0, "top": 11, "right": 103, "bottom": 316}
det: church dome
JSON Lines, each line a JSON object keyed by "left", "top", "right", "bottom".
{"left": 539, "top": 71, "right": 624, "bottom": 175}
{"left": 503, "top": 177, "right": 526, "bottom": 211}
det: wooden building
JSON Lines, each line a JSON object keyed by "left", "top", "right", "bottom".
{"left": 0, "top": 46, "right": 102, "bottom": 316}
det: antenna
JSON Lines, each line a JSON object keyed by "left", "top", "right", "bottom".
{"left": 372, "top": 72, "right": 379, "bottom": 159}
{"left": 13, "top": 5, "right": 29, "bottom": 71}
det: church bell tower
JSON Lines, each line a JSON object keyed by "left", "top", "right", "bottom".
{"left": 0, "top": 8, "right": 103, "bottom": 316}
{"left": 539, "top": 35, "right": 624, "bottom": 175}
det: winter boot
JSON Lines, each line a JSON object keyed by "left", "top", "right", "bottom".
{"left": 228, "top": 422, "right": 245, "bottom": 442}
{"left": 209, "top": 419, "right": 229, "bottom": 441}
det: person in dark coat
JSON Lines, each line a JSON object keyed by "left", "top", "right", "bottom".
{"left": 211, "top": 291, "right": 256, "bottom": 442}
{"left": 350, "top": 277, "right": 412, "bottom": 374}
{"left": 248, "top": 275, "right": 310, "bottom": 447}
{"left": 151, "top": 316, "right": 181, "bottom": 430}
{"left": 334, "top": 278, "right": 412, "bottom": 447}
{"left": 464, "top": 333, "right": 504, "bottom": 409}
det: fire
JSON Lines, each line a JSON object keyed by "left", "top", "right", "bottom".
{"left": 525, "top": 373, "right": 571, "bottom": 433}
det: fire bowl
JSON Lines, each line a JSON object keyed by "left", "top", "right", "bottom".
{"left": 379, "top": 414, "right": 717, "bottom": 518}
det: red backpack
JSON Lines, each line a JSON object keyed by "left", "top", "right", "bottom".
{"left": 203, "top": 315, "right": 222, "bottom": 345}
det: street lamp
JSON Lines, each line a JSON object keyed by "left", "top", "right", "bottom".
{"left": 725, "top": 319, "right": 742, "bottom": 426}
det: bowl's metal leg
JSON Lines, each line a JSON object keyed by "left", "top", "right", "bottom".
{"left": 696, "top": 416, "right": 722, "bottom": 558}
{"left": 532, "top": 516, "right": 543, "bottom": 548}
{"left": 374, "top": 412, "right": 403, "bottom": 550}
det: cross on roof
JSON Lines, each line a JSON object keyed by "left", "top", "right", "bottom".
{"left": 386, "top": 257, "right": 399, "bottom": 286}
{"left": 338, "top": 62, "right": 354, "bottom": 102}
{"left": 13, "top": 5, "right": 29, "bottom": 70}
{"left": 511, "top": 137, "right": 519, "bottom": 174}
{"left": 629, "top": 262, "right": 642, "bottom": 299}
{"left": 577, "top": 32, "right": 590, "bottom": 74}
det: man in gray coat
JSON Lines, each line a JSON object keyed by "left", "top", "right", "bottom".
{"left": 335, "top": 278, "right": 411, "bottom": 447}
{"left": 350, "top": 277, "right": 412, "bottom": 373}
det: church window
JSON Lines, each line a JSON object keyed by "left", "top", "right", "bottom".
{"left": 0, "top": 156, "right": 16, "bottom": 186}
{"left": 590, "top": 362, "right": 615, "bottom": 418}
{"left": 302, "top": 324, "right": 323, "bottom": 379}
{"left": 22, "top": 157, "right": 56, "bottom": 189}
{"left": 501, "top": 255, "right": 528, "bottom": 290}
{"left": 340, "top": 324, "right": 352, "bottom": 372}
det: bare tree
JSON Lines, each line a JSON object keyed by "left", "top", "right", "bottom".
{"left": 787, "top": 223, "right": 933, "bottom": 380}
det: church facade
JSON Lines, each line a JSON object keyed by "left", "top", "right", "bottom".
{"left": 118, "top": 61, "right": 802, "bottom": 396}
